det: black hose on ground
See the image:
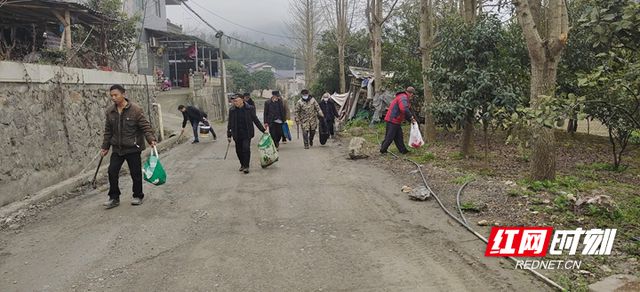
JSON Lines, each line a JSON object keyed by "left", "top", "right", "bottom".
{"left": 456, "top": 180, "right": 473, "bottom": 225}
{"left": 387, "top": 151, "right": 566, "bottom": 291}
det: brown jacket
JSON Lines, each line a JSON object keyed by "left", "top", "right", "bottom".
{"left": 101, "top": 100, "right": 156, "bottom": 155}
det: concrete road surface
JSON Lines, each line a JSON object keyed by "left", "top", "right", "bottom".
{"left": 0, "top": 94, "right": 549, "bottom": 291}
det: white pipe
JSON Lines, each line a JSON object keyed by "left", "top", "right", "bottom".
{"left": 152, "top": 103, "right": 165, "bottom": 141}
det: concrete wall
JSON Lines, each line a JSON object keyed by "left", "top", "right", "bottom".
{"left": 0, "top": 61, "right": 159, "bottom": 207}
{"left": 188, "top": 74, "right": 226, "bottom": 121}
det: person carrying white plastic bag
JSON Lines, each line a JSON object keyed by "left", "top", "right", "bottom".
{"left": 409, "top": 122, "right": 424, "bottom": 148}
{"left": 380, "top": 86, "right": 417, "bottom": 154}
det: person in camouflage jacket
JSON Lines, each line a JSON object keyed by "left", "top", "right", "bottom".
{"left": 294, "top": 89, "right": 324, "bottom": 149}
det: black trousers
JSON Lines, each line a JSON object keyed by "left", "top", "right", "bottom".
{"left": 268, "top": 122, "right": 284, "bottom": 148}
{"left": 380, "top": 122, "right": 409, "bottom": 154}
{"left": 191, "top": 120, "right": 216, "bottom": 141}
{"left": 327, "top": 119, "right": 335, "bottom": 136}
{"left": 108, "top": 152, "right": 143, "bottom": 200}
{"left": 234, "top": 137, "right": 251, "bottom": 168}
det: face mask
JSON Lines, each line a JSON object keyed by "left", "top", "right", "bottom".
{"left": 322, "top": 97, "right": 329, "bottom": 101}
{"left": 302, "top": 95, "right": 310, "bottom": 100}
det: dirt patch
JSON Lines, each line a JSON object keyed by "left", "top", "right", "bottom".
{"left": 338, "top": 124, "right": 640, "bottom": 291}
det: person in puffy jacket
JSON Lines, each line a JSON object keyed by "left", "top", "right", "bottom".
{"left": 101, "top": 84, "right": 157, "bottom": 209}
{"left": 379, "top": 86, "right": 416, "bottom": 154}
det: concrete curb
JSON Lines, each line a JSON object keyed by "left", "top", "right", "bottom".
{"left": 0, "top": 135, "right": 185, "bottom": 219}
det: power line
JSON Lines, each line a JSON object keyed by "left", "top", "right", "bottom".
{"left": 190, "top": 0, "right": 302, "bottom": 41}
{"left": 180, "top": 1, "right": 301, "bottom": 61}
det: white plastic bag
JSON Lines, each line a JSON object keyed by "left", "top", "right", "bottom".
{"left": 409, "top": 122, "right": 424, "bottom": 148}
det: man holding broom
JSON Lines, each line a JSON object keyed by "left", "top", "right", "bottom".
{"left": 100, "top": 84, "right": 157, "bottom": 209}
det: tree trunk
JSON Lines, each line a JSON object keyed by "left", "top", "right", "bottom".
{"left": 463, "top": 0, "right": 477, "bottom": 24}
{"left": 367, "top": 0, "right": 399, "bottom": 94}
{"left": 460, "top": 0, "right": 476, "bottom": 156}
{"left": 338, "top": 40, "right": 346, "bottom": 93}
{"left": 336, "top": 0, "right": 348, "bottom": 93}
{"left": 529, "top": 62, "right": 559, "bottom": 180}
{"left": 567, "top": 118, "right": 577, "bottom": 133}
{"left": 461, "top": 113, "right": 474, "bottom": 157}
{"left": 420, "top": 0, "right": 437, "bottom": 143}
{"left": 608, "top": 127, "right": 619, "bottom": 168}
{"left": 513, "top": 0, "right": 569, "bottom": 180}
{"left": 371, "top": 19, "right": 383, "bottom": 94}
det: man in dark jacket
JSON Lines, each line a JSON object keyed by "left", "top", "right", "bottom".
{"left": 380, "top": 86, "right": 416, "bottom": 154}
{"left": 178, "top": 104, "right": 217, "bottom": 143}
{"left": 227, "top": 94, "right": 266, "bottom": 174}
{"left": 263, "top": 90, "right": 286, "bottom": 149}
{"left": 319, "top": 92, "right": 340, "bottom": 138}
{"left": 101, "top": 84, "right": 157, "bottom": 209}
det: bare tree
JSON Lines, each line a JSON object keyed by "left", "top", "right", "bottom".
{"left": 512, "top": 0, "right": 569, "bottom": 180}
{"left": 366, "top": 0, "right": 399, "bottom": 94}
{"left": 459, "top": 0, "right": 478, "bottom": 157}
{"left": 290, "top": 0, "right": 323, "bottom": 88}
{"left": 322, "top": 0, "right": 358, "bottom": 93}
{"left": 420, "top": 0, "right": 437, "bottom": 142}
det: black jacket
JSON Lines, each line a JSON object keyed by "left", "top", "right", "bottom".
{"left": 181, "top": 106, "right": 206, "bottom": 128}
{"left": 319, "top": 99, "right": 339, "bottom": 121}
{"left": 227, "top": 103, "right": 266, "bottom": 139}
{"left": 264, "top": 98, "right": 285, "bottom": 124}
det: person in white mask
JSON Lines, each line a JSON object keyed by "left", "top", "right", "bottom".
{"left": 294, "top": 89, "right": 324, "bottom": 149}
{"left": 319, "top": 92, "right": 339, "bottom": 140}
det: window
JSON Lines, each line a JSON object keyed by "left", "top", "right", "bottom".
{"left": 155, "top": 0, "right": 162, "bottom": 17}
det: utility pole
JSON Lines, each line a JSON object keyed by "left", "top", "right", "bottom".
{"left": 216, "top": 31, "right": 227, "bottom": 121}
{"left": 194, "top": 41, "right": 198, "bottom": 72}
{"left": 293, "top": 51, "right": 297, "bottom": 95}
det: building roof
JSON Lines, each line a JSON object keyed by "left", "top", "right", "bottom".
{"left": 146, "top": 28, "right": 230, "bottom": 59}
{"left": 348, "top": 66, "right": 395, "bottom": 80}
{"left": 0, "top": 0, "right": 111, "bottom": 26}
{"left": 275, "top": 70, "right": 304, "bottom": 80}
{"left": 246, "top": 62, "right": 274, "bottom": 69}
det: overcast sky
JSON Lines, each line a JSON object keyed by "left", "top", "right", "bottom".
{"left": 167, "top": 0, "right": 298, "bottom": 44}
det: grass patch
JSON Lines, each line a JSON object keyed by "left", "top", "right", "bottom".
{"left": 449, "top": 152, "right": 465, "bottom": 160}
{"left": 518, "top": 175, "right": 598, "bottom": 195}
{"left": 460, "top": 201, "right": 483, "bottom": 212}
{"left": 555, "top": 274, "right": 590, "bottom": 292}
{"left": 451, "top": 174, "right": 476, "bottom": 185}
{"left": 344, "top": 118, "right": 369, "bottom": 129}
{"left": 590, "top": 162, "right": 629, "bottom": 172}
{"left": 413, "top": 151, "right": 436, "bottom": 163}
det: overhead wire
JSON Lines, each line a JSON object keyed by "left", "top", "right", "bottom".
{"left": 180, "top": 1, "right": 301, "bottom": 61}
{"left": 189, "top": 0, "right": 303, "bottom": 41}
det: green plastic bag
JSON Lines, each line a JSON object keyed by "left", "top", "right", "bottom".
{"left": 258, "top": 132, "right": 279, "bottom": 168}
{"left": 143, "top": 146, "right": 167, "bottom": 185}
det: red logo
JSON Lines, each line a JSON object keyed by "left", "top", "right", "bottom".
{"left": 485, "top": 227, "right": 554, "bottom": 257}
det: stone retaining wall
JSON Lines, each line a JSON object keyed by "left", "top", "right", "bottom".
{"left": 0, "top": 61, "right": 159, "bottom": 207}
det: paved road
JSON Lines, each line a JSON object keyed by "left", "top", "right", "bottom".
{"left": 0, "top": 93, "right": 548, "bottom": 291}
